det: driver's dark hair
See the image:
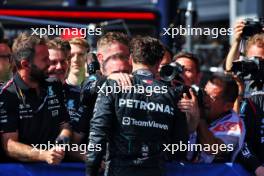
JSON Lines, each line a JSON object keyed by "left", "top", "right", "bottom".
{"left": 130, "top": 36, "right": 164, "bottom": 66}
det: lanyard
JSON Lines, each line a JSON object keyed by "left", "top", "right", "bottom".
{"left": 14, "top": 81, "right": 48, "bottom": 114}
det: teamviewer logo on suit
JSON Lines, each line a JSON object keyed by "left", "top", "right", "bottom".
{"left": 122, "top": 117, "right": 131, "bottom": 125}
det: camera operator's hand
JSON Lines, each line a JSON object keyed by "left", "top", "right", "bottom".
{"left": 177, "top": 89, "right": 200, "bottom": 133}
{"left": 225, "top": 20, "right": 245, "bottom": 71}
{"left": 234, "top": 21, "right": 245, "bottom": 42}
{"left": 108, "top": 73, "right": 132, "bottom": 89}
{"left": 255, "top": 166, "right": 264, "bottom": 176}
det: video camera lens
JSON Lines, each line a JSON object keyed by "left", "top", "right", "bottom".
{"left": 231, "top": 57, "right": 264, "bottom": 80}
{"left": 160, "top": 62, "right": 184, "bottom": 82}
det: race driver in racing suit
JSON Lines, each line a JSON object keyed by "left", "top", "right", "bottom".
{"left": 86, "top": 36, "right": 189, "bottom": 176}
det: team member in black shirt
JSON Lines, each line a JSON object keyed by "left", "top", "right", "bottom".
{"left": 47, "top": 37, "right": 89, "bottom": 161}
{"left": 47, "top": 37, "right": 83, "bottom": 132}
{"left": 0, "top": 33, "right": 71, "bottom": 164}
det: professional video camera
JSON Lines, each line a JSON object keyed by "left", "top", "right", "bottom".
{"left": 231, "top": 56, "right": 264, "bottom": 81}
{"left": 242, "top": 18, "right": 264, "bottom": 39}
{"left": 159, "top": 62, "right": 204, "bottom": 106}
{"left": 160, "top": 62, "right": 184, "bottom": 82}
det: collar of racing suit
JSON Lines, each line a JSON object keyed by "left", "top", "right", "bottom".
{"left": 132, "top": 69, "right": 155, "bottom": 78}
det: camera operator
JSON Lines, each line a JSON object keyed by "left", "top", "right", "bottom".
{"left": 225, "top": 20, "right": 264, "bottom": 97}
{"left": 86, "top": 36, "right": 188, "bottom": 176}
{"left": 0, "top": 33, "right": 71, "bottom": 164}
{"left": 159, "top": 52, "right": 243, "bottom": 163}
{"left": 225, "top": 19, "right": 264, "bottom": 176}
{"left": 165, "top": 53, "right": 244, "bottom": 162}
{"left": 173, "top": 52, "right": 201, "bottom": 87}
{"left": 159, "top": 52, "right": 202, "bottom": 133}
{"left": 226, "top": 20, "right": 264, "bottom": 71}
{"left": 181, "top": 75, "right": 244, "bottom": 163}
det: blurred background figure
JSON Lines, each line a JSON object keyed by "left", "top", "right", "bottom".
{"left": 86, "top": 52, "right": 99, "bottom": 77}
{"left": 0, "top": 39, "right": 12, "bottom": 83}
{"left": 66, "top": 37, "right": 90, "bottom": 86}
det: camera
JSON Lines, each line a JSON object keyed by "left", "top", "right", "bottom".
{"left": 242, "top": 18, "right": 264, "bottom": 39}
{"left": 231, "top": 56, "right": 264, "bottom": 81}
{"left": 176, "top": 84, "right": 204, "bottom": 107}
{"left": 160, "top": 62, "right": 184, "bottom": 82}
{"left": 159, "top": 63, "right": 204, "bottom": 106}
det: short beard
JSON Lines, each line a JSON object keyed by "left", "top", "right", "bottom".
{"left": 29, "top": 64, "right": 48, "bottom": 84}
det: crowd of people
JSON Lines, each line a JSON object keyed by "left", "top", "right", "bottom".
{"left": 0, "top": 20, "right": 263, "bottom": 176}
